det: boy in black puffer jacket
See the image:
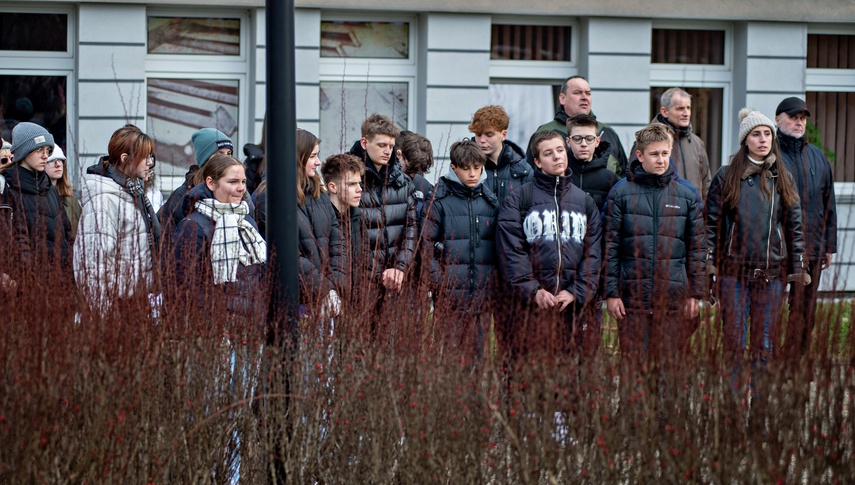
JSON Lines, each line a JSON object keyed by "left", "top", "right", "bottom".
{"left": 604, "top": 124, "right": 706, "bottom": 363}
{"left": 422, "top": 140, "right": 499, "bottom": 357}
{"left": 469, "top": 105, "right": 532, "bottom": 205}
{"left": 496, "top": 130, "right": 603, "bottom": 357}
{"left": 565, "top": 114, "right": 620, "bottom": 357}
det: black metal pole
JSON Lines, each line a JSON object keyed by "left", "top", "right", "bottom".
{"left": 266, "top": 0, "right": 299, "bottom": 342}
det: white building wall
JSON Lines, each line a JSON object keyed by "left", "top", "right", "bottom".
{"left": 584, "top": 18, "right": 653, "bottom": 154}
{"left": 423, "top": 13, "right": 490, "bottom": 179}
{"left": 77, "top": 4, "right": 147, "bottom": 168}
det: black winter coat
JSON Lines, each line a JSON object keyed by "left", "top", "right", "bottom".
{"left": 496, "top": 170, "right": 603, "bottom": 306}
{"left": 349, "top": 140, "right": 418, "bottom": 278}
{"left": 3, "top": 163, "right": 72, "bottom": 274}
{"left": 777, "top": 130, "right": 837, "bottom": 261}
{"left": 604, "top": 162, "right": 706, "bottom": 312}
{"left": 252, "top": 183, "right": 345, "bottom": 299}
{"left": 568, "top": 141, "right": 620, "bottom": 212}
{"left": 706, "top": 160, "right": 806, "bottom": 279}
{"left": 172, "top": 184, "right": 266, "bottom": 319}
{"left": 482, "top": 140, "right": 533, "bottom": 204}
{"left": 158, "top": 167, "right": 196, "bottom": 236}
{"left": 243, "top": 143, "right": 264, "bottom": 195}
{"left": 422, "top": 170, "right": 499, "bottom": 310}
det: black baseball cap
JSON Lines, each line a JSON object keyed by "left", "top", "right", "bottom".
{"left": 775, "top": 97, "right": 811, "bottom": 117}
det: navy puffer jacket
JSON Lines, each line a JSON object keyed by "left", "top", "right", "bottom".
{"left": 604, "top": 161, "right": 706, "bottom": 311}
{"left": 172, "top": 184, "right": 267, "bottom": 320}
{"left": 481, "top": 139, "right": 532, "bottom": 204}
{"left": 777, "top": 130, "right": 837, "bottom": 261}
{"left": 3, "top": 163, "right": 72, "bottom": 275}
{"left": 297, "top": 184, "right": 346, "bottom": 298}
{"left": 496, "top": 170, "right": 603, "bottom": 306}
{"left": 706, "top": 158, "right": 805, "bottom": 278}
{"left": 349, "top": 140, "right": 418, "bottom": 278}
{"left": 422, "top": 168, "right": 499, "bottom": 310}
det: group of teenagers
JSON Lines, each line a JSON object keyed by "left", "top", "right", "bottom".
{"left": 0, "top": 80, "right": 838, "bottom": 388}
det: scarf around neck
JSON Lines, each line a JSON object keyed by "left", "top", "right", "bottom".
{"left": 741, "top": 153, "right": 776, "bottom": 180}
{"left": 194, "top": 198, "right": 267, "bottom": 284}
{"left": 105, "top": 163, "right": 161, "bottom": 257}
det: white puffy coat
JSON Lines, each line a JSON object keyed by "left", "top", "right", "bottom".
{"left": 73, "top": 172, "right": 153, "bottom": 311}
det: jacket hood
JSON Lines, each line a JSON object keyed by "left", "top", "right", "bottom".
{"left": 628, "top": 159, "right": 675, "bottom": 187}
{"left": 181, "top": 182, "right": 215, "bottom": 217}
{"left": 477, "top": 138, "right": 525, "bottom": 171}
{"left": 437, "top": 168, "right": 497, "bottom": 206}
{"left": 568, "top": 140, "right": 612, "bottom": 173}
{"left": 243, "top": 142, "right": 264, "bottom": 161}
{"left": 79, "top": 165, "right": 129, "bottom": 207}
{"left": 2, "top": 163, "right": 51, "bottom": 196}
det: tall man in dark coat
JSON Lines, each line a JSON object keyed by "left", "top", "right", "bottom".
{"left": 775, "top": 96, "right": 838, "bottom": 358}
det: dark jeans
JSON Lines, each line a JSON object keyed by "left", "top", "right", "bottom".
{"left": 784, "top": 259, "right": 824, "bottom": 358}
{"left": 719, "top": 275, "right": 784, "bottom": 395}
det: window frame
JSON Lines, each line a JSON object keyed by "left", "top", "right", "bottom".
{"left": 488, "top": 15, "right": 577, "bottom": 81}
{"left": 144, "top": 8, "right": 250, "bottom": 193}
{"left": 806, "top": 24, "right": 855, "bottom": 193}
{"left": 318, "top": 12, "right": 419, "bottom": 147}
{"left": 0, "top": 5, "right": 74, "bottom": 61}
{"left": 650, "top": 21, "right": 733, "bottom": 169}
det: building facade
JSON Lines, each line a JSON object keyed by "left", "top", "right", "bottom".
{"left": 3, "top": 0, "right": 855, "bottom": 289}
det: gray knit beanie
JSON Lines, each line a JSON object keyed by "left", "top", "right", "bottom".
{"left": 11, "top": 122, "right": 54, "bottom": 160}
{"left": 738, "top": 108, "right": 776, "bottom": 145}
{"left": 191, "top": 128, "right": 234, "bottom": 167}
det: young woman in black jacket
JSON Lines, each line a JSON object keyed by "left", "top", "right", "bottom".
{"left": 706, "top": 109, "right": 807, "bottom": 395}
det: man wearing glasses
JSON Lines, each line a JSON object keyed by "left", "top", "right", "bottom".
{"left": 526, "top": 75, "right": 628, "bottom": 176}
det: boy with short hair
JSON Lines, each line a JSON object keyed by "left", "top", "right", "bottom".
{"left": 565, "top": 113, "right": 620, "bottom": 356}
{"left": 604, "top": 124, "right": 706, "bottom": 362}
{"left": 496, "top": 130, "right": 602, "bottom": 356}
{"left": 396, "top": 130, "right": 435, "bottom": 200}
{"left": 322, "top": 153, "right": 373, "bottom": 305}
{"left": 422, "top": 139, "right": 499, "bottom": 355}
{"left": 347, "top": 113, "right": 418, "bottom": 293}
{"left": 469, "top": 105, "right": 532, "bottom": 204}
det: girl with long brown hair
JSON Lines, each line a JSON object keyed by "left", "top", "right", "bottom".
{"left": 705, "top": 108, "right": 808, "bottom": 399}
{"left": 44, "top": 144, "right": 82, "bottom": 239}
{"left": 253, "top": 128, "right": 344, "bottom": 316}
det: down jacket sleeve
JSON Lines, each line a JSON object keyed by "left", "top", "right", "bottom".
{"left": 685, "top": 184, "right": 707, "bottom": 299}
{"left": 327, "top": 205, "right": 346, "bottom": 292}
{"left": 73, "top": 193, "right": 122, "bottom": 312}
{"left": 496, "top": 187, "right": 541, "bottom": 303}
{"left": 570, "top": 196, "right": 603, "bottom": 306}
{"left": 394, "top": 186, "right": 419, "bottom": 273}
{"left": 604, "top": 185, "right": 624, "bottom": 300}
{"left": 420, "top": 198, "right": 443, "bottom": 290}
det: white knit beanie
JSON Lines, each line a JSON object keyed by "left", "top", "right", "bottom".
{"left": 738, "top": 108, "right": 776, "bottom": 145}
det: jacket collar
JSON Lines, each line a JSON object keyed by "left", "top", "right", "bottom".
{"left": 533, "top": 168, "right": 572, "bottom": 196}
{"left": 568, "top": 140, "right": 611, "bottom": 174}
{"left": 777, "top": 129, "right": 807, "bottom": 154}
{"left": 628, "top": 159, "right": 674, "bottom": 187}
{"left": 437, "top": 168, "right": 498, "bottom": 206}
{"left": 654, "top": 113, "right": 692, "bottom": 139}
{"left": 351, "top": 139, "right": 407, "bottom": 189}
{"left": 3, "top": 163, "right": 50, "bottom": 195}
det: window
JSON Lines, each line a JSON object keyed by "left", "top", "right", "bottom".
{"left": 488, "top": 17, "right": 576, "bottom": 147}
{"left": 319, "top": 81, "right": 407, "bottom": 154}
{"left": 0, "top": 13, "right": 68, "bottom": 52}
{"left": 806, "top": 30, "right": 855, "bottom": 183}
{"left": 491, "top": 24, "right": 571, "bottom": 62}
{"left": 145, "top": 11, "right": 249, "bottom": 192}
{"left": 651, "top": 29, "right": 725, "bottom": 65}
{"left": 488, "top": 83, "right": 560, "bottom": 147}
{"left": 321, "top": 21, "right": 409, "bottom": 59}
{"left": 319, "top": 15, "right": 416, "bottom": 156}
{"left": 649, "top": 23, "right": 731, "bottom": 169}
{"left": 650, "top": 87, "right": 724, "bottom": 174}
{"left": 0, "top": 7, "right": 73, "bottom": 164}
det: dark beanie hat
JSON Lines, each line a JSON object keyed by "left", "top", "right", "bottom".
{"left": 11, "top": 122, "right": 54, "bottom": 160}
{"left": 191, "top": 128, "right": 234, "bottom": 167}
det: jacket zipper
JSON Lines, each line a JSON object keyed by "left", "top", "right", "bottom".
{"left": 469, "top": 197, "right": 476, "bottom": 296}
{"left": 765, "top": 177, "right": 775, "bottom": 270}
{"left": 553, "top": 176, "right": 562, "bottom": 293}
{"left": 651, "top": 185, "right": 660, "bottom": 312}
{"left": 727, "top": 225, "right": 735, "bottom": 256}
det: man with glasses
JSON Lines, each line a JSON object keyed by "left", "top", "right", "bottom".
{"left": 629, "top": 87, "right": 711, "bottom": 201}
{"left": 525, "top": 75, "right": 627, "bottom": 176}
